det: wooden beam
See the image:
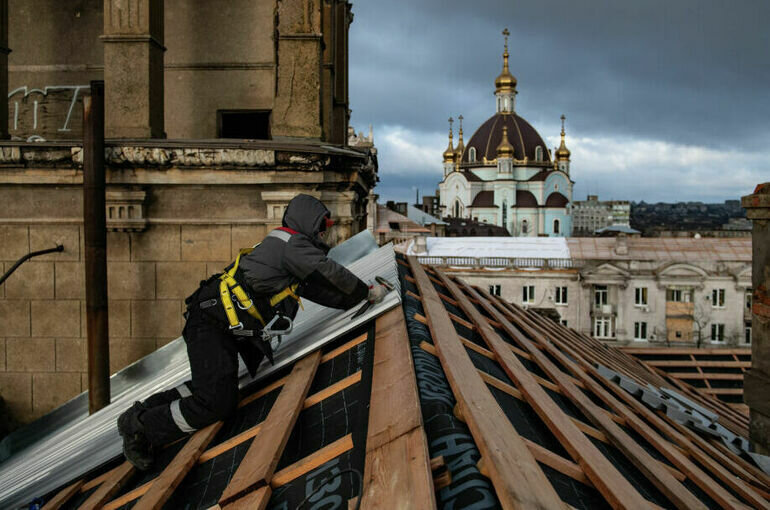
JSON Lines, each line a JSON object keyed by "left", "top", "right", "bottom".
{"left": 78, "top": 461, "right": 135, "bottom": 510}
{"left": 42, "top": 480, "right": 84, "bottom": 510}
{"left": 494, "top": 298, "right": 762, "bottom": 509}
{"left": 439, "top": 272, "right": 658, "bottom": 510}
{"left": 360, "top": 306, "right": 436, "bottom": 508}
{"left": 102, "top": 481, "right": 153, "bottom": 510}
{"left": 271, "top": 434, "right": 353, "bottom": 487}
{"left": 407, "top": 257, "right": 564, "bottom": 510}
{"left": 134, "top": 422, "right": 224, "bottom": 510}
{"left": 221, "top": 486, "right": 271, "bottom": 510}
{"left": 219, "top": 350, "right": 322, "bottom": 506}
{"left": 304, "top": 371, "right": 362, "bottom": 409}
{"left": 321, "top": 333, "right": 369, "bottom": 363}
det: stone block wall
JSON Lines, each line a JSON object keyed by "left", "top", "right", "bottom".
{"left": 0, "top": 222, "right": 274, "bottom": 423}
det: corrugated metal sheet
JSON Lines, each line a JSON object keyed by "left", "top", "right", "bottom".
{"left": 0, "top": 231, "right": 400, "bottom": 509}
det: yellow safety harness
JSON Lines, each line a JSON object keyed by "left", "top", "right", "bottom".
{"left": 219, "top": 247, "right": 301, "bottom": 331}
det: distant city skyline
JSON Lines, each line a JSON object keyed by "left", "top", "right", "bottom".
{"left": 348, "top": 0, "right": 769, "bottom": 206}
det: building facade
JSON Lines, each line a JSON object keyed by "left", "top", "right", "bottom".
{"left": 407, "top": 236, "right": 752, "bottom": 347}
{"left": 0, "top": 0, "right": 377, "bottom": 425}
{"left": 438, "top": 30, "right": 574, "bottom": 237}
{"left": 572, "top": 195, "right": 632, "bottom": 236}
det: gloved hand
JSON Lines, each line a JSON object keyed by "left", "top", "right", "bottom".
{"left": 368, "top": 282, "right": 389, "bottom": 304}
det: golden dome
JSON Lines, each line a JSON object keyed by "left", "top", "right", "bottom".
{"left": 555, "top": 114, "right": 571, "bottom": 161}
{"left": 495, "top": 29, "right": 517, "bottom": 93}
{"left": 496, "top": 125, "right": 514, "bottom": 158}
{"left": 454, "top": 115, "right": 465, "bottom": 160}
{"left": 443, "top": 117, "right": 456, "bottom": 163}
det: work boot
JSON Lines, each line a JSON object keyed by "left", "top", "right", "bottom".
{"left": 117, "top": 401, "right": 155, "bottom": 471}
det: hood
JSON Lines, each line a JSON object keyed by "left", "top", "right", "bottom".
{"left": 282, "top": 194, "right": 331, "bottom": 239}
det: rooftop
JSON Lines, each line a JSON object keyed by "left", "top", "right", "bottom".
{"left": 0, "top": 239, "right": 767, "bottom": 509}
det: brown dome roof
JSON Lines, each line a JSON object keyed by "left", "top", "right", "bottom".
{"left": 545, "top": 192, "right": 569, "bottom": 207}
{"left": 462, "top": 113, "right": 550, "bottom": 165}
{"left": 516, "top": 190, "right": 538, "bottom": 207}
{"left": 470, "top": 190, "right": 497, "bottom": 208}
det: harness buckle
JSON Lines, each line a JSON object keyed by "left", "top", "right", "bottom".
{"left": 229, "top": 322, "right": 244, "bottom": 331}
{"left": 234, "top": 296, "right": 253, "bottom": 311}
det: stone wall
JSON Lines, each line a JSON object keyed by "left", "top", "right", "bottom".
{"left": 0, "top": 141, "right": 375, "bottom": 424}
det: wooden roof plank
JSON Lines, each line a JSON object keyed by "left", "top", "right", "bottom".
{"left": 271, "top": 434, "right": 353, "bottom": 488}
{"left": 41, "top": 479, "right": 84, "bottom": 510}
{"left": 502, "top": 304, "right": 763, "bottom": 509}
{"left": 407, "top": 256, "right": 565, "bottom": 510}
{"left": 221, "top": 486, "right": 271, "bottom": 510}
{"left": 219, "top": 350, "right": 322, "bottom": 506}
{"left": 78, "top": 461, "right": 135, "bottom": 510}
{"left": 134, "top": 421, "right": 224, "bottom": 510}
{"left": 438, "top": 271, "right": 665, "bottom": 510}
{"left": 361, "top": 306, "right": 436, "bottom": 507}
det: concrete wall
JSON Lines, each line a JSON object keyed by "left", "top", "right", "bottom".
{"left": 7, "top": 0, "right": 351, "bottom": 141}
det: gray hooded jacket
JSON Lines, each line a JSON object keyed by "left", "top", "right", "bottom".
{"left": 236, "top": 194, "right": 369, "bottom": 313}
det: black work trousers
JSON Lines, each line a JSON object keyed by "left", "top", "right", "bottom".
{"left": 138, "top": 308, "right": 240, "bottom": 446}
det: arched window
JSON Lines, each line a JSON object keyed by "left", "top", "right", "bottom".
{"left": 521, "top": 219, "right": 529, "bottom": 235}
{"left": 553, "top": 218, "right": 560, "bottom": 234}
{"left": 535, "top": 146, "right": 543, "bottom": 161}
{"left": 454, "top": 200, "right": 461, "bottom": 218}
{"left": 502, "top": 200, "right": 508, "bottom": 229}
{"left": 469, "top": 147, "right": 476, "bottom": 162}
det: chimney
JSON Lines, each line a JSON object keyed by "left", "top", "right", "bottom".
{"left": 413, "top": 236, "right": 428, "bottom": 255}
{"left": 742, "top": 182, "right": 770, "bottom": 454}
{"left": 614, "top": 232, "right": 628, "bottom": 256}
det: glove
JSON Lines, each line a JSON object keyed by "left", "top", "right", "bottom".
{"left": 368, "top": 283, "right": 389, "bottom": 304}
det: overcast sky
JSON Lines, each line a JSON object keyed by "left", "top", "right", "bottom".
{"left": 348, "top": 0, "right": 769, "bottom": 205}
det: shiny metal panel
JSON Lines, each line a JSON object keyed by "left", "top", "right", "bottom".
{"left": 0, "top": 232, "right": 398, "bottom": 509}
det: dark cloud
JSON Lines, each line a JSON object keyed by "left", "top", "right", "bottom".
{"left": 349, "top": 0, "right": 770, "bottom": 203}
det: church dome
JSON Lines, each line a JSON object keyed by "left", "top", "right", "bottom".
{"left": 462, "top": 113, "right": 550, "bottom": 165}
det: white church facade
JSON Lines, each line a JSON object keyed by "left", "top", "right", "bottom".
{"left": 438, "top": 29, "right": 574, "bottom": 237}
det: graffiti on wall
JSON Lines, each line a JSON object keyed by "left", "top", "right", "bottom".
{"left": 8, "top": 85, "right": 89, "bottom": 140}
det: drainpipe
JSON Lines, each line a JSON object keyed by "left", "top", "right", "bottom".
{"left": 83, "top": 81, "right": 110, "bottom": 414}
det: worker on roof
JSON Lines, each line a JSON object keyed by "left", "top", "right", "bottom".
{"left": 117, "top": 194, "right": 390, "bottom": 470}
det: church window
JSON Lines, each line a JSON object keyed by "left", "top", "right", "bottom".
{"left": 502, "top": 200, "right": 508, "bottom": 228}
{"left": 454, "top": 200, "right": 461, "bottom": 218}
{"left": 469, "top": 147, "right": 476, "bottom": 162}
{"left": 521, "top": 219, "right": 529, "bottom": 235}
{"left": 535, "top": 146, "right": 543, "bottom": 161}
{"left": 553, "top": 218, "right": 560, "bottom": 234}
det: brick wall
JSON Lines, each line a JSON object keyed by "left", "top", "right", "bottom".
{"left": 0, "top": 222, "right": 270, "bottom": 423}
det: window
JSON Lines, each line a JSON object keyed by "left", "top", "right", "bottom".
{"left": 555, "top": 286, "right": 568, "bottom": 305}
{"left": 454, "top": 200, "right": 461, "bottom": 218}
{"left": 711, "top": 289, "right": 725, "bottom": 308}
{"left": 469, "top": 147, "right": 476, "bottom": 162}
{"left": 746, "top": 290, "right": 752, "bottom": 309}
{"left": 593, "top": 317, "right": 613, "bottom": 339}
{"left": 502, "top": 201, "right": 507, "bottom": 229}
{"left": 667, "top": 288, "right": 692, "bottom": 302}
{"left": 522, "top": 285, "right": 535, "bottom": 304}
{"left": 560, "top": 319, "right": 568, "bottom": 327}
{"left": 634, "top": 321, "right": 648, "bottom": 340}
{"left": 711, "top": 323, "right": 725, "bottom": 343}
{"left": 745, "top": 321, "right": 752, "bottom": 344}
{"left": 217, "top": 110, "right": 271, "bottom": 139}
{"left": 521, "top": 219, "right": 529, "bottom": 234}
{"left": 535, "top": 146, "right": 543, "bottom": 161}
{"left": 594, "top": 285, "right": 608, "bottom": 307}
{"left": 553, "top": 219, "right": 560, "bottom": 234}
{"left": 489, "top": 284, "right": 501, "bottom": 297}
{"left": 634, "top": 287, "right": 648, "bottom": 306}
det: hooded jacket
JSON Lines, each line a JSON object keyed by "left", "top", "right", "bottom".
{"left": 187, "top": 194, "right": 369, "bottom": 376}
{"left": 237, "top": 193, "right": 369, "bottom": 310}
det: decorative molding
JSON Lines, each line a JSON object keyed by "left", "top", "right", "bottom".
{"left": 165, "top": 62, "right": 274, "bottom": 71}
{"left": 106, "top": 189, "right": 147, "bottom": 232}
{"left": 71, "top": 146, "right": 275, "bottom": 167}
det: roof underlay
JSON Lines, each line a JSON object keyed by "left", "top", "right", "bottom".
{"left": 2, "top": 252, "right": 769, "bottom": 509}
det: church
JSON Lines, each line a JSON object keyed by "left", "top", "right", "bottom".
{"left": 438, "top": 30, "right": 574, "bottom": 237}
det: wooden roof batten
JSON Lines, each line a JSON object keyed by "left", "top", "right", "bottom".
{"left": 486, "top": 292, "right": 769, "bottom": 509}
{"left": 434, "top": 270, "right": 692, "bottom": 509}
{"left": 407, "top": 256, "right": 566, "bottom": 509}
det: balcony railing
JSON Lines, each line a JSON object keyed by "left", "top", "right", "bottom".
{"left": 414, "top": 256, "right": 584, "bottom": 269}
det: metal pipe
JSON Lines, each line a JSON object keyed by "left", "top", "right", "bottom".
{"left": 0, "top": 245, "right": 63, "bottom": 286}
{"left": 83, "top": 80, "right": 110, "bottom": 414}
